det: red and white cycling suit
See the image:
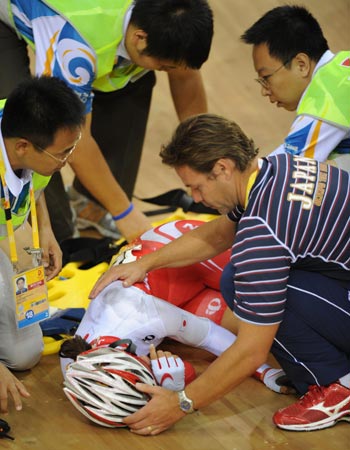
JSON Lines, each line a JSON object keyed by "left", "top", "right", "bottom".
{"left": 76, "top": 220, "right": 232, "bottom": 356}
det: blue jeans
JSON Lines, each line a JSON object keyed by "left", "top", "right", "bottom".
{"left": 221, "top": 264, "right": 350, "bottom": 394}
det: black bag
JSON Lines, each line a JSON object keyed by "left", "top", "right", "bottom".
{"left": 60, "top": 237, "right": 127, "bottom": 269}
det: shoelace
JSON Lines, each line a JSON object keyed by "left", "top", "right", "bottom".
{"left": 299, "top": 385, "right": 326, "bottom": 407}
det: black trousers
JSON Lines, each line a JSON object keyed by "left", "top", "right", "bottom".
{"left": 221, "top": 264, "right": 350, "bottom": 395}
{"left": 0, "top": 20, "right": 156, "bottom": 242}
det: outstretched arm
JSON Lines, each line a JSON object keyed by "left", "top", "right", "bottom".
{"left": 89, "top": 216, "right": 236, "bottom": 297}
{"left": 36, "top": 193, "right": 62, "bottom": 279}
{"left": 124, "top": 321, "right": 279, "bottom": 435}
{"left": 168, "top": 69, "right": 207, "bottom": 121}
{"left": 69, "top": 113, "right": 151, "bottom": 242}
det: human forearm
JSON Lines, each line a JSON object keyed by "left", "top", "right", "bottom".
{"left": 36, "top": 193, "right": 62, "bottom": 278}
{"left": 168, "top": 69, "right": 207, "bottom": 121}
{"left": 69, "top": 114, "right": 151, "bottom": 240}
{"left": 124, "top": 322, "right": 278, "bottom": 435}
{"left": 131, "top": 216, "right": 235, "bottom": 276}
{"left": 35, "top": 192, "right": 51, "bottom": 231}
{"left": 186, "top": 322, "right": 279, "bottom": 409}
{"left": 70, "top": 132, "right": 130, "bottom": 216}
{"left": 90, "top": 216, "right": 235, "bottom": 297}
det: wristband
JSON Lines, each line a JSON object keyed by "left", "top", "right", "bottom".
{"left": 112, "top": 203, "right": 134, "bottom": 221}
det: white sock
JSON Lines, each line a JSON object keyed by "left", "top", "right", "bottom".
{"left": 198, "top": 320, "right": 236, "bottom": 355}
{"left": 339, "top": 372, "right": 350, "bottom": 389}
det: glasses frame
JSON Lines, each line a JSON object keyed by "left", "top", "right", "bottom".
{"left": 32, "top": 132, "right": 82, "bottom": 164}
{"left": 255, "top": 58, "right": 292, "bottom": 89}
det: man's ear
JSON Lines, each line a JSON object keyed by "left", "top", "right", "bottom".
{"left": 14, "top": 138, "right": 31, "bottom": 157}
{"left": 132, "top": 29, "right": 148, "bottom": 52}
{"left": 212, "top": 158, "right": 235, "bottom": 179}
{"left": 293, "top": 53, "right": 313, "bottom": 78}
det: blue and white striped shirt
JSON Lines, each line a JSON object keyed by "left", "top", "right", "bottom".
{"left": 228, "top": 154, "right": 350, "bottom": 325}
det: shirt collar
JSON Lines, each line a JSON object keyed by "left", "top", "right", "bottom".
{"left": 0, "top": 126, "right": 32, "bottom": 197}
{"left": 116, "top": 5, "right": 134, "bottom": 61}
{"left": 244, "top": 159, "right": 263, "bottom": 208}
{"left": 297, "top": 50, "right": 334, "bottom": 110}
{"left": 313, "top": 50, "right": 334, "bottom": 74}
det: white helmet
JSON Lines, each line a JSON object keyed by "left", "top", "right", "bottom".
{"left": 63, "top": 347, "right": 156, "bottom": 427}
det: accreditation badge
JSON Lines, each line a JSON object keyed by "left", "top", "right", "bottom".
{"left": 13, "top": 266, "right": 49, "bottom": 328}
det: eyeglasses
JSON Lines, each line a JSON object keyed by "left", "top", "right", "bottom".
{"left": 33, "top": 133, "right": 82, "bottom": 164}
{"left": 255, "top": 59, "right": 291, "bottom": 89}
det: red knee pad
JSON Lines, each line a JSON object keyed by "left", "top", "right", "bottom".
{"left": 183, "top": 288, "right": 227, "bottom": 325}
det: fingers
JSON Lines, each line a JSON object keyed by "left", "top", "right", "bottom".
{"left": 129, "top": 424, "right": 164, "bottom": 436}
{"left": 0, "top": 377, "right": 29, "bottom": 413}
{"left": 89, "top": 269, "right": 119, "bottom": 298}
{"left": 149, "top": 344, "right": 157, "bottom": 360}
{"left": 149, "top": 345, "right": 178, "bottom": 362}
{"left": 0, "top": 386, "right": 9, "bottom": 414}
{"left": 279, "top": 385, "right": 297, "bottom": 395}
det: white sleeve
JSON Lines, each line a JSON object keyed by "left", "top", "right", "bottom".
{"left": 271, "top": 115, "right": 349, "bottom": 162}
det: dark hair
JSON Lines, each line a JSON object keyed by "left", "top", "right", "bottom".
{"left": 160, "top": 114, "right": 259, "bottom": 173}
{"left": 131, "top": 0, "right": 213, "bottom": 69}
{"left": 16, "top": 277, "right": 25, "bottom": 284}
{"left": 1, "top": 76, "right": 85, "bottom": 149}
{"left": 241, "top": 5, "right": 329, "bottom": 63}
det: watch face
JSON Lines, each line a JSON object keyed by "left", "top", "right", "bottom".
{"left": 180, "top": 400, "right": 191, "bottom": 412}
{"left": 178, "top": 391, "right": 194, "bottom": 413}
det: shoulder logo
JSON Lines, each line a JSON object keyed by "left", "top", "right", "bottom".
{"left": 340, "top": 57, "right": 350, "bottom": 67}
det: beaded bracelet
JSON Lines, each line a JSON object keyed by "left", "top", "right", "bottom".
{"left": 112, "top": 203, "right": 134, "bottom": 221}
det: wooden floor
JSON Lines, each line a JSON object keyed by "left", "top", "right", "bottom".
{"left": 4, "top": 0, "right": 350, "bottom": 448}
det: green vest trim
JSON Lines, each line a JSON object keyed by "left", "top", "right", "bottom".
{"left": 297, "top": 51, "right": 350, "bottom": 130}
{"left": 0, "top": 172, "right": 51, "bottom": 240}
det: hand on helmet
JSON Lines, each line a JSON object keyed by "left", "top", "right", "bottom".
{"left": 149, "top": 345, "right": 185, "bottom": 391}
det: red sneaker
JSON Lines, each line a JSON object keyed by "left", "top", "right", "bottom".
{"left": 273, "top": 383, "right": 350, "bottom": 431}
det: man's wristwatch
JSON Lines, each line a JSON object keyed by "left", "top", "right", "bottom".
{"left": 178, "top": 390, "right": 196, "bottom": 414}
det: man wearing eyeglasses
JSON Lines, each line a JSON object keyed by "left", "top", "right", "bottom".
{"left": 0, "top": 76, "right": 85, "bottom": 415}
{"left": 241, "top": 5, "right": 350, "bottom": 171}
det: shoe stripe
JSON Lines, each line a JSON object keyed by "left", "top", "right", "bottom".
{"left": 277, "top": 410, "right": 350, "bottom": 431}
{"left": 310, "top": 394, "right": 350, "bottom": 418}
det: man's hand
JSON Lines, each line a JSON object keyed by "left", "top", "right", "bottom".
{"left": 0, "top": 363, "right": 30, "bottom": 413}
{"left": 39, "top": 226, "right": 62, "bottom": 280}
{"left": 123, "top": 383, "right": 184, "bottom": 435}
{"left": 89, "top": 259, "right": 148, "bottom": 298}
{"left": 114, "top": 209, "right": 151, "bottom": 243}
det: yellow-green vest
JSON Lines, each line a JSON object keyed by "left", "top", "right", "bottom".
{"left": 297, "top": 51, "right": 350, "bottom": 130}
{"left": 7, "top": 0, "right": 147, "bottom": 92}
{"left": 0, "top": 100, "right": 51, "bottom": 239}
{"left": 298, "top": 51, "right": 350, "bottom": 169}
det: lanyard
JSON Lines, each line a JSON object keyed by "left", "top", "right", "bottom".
{"left": 0, "top": 144, "right": 41, "bottom": 272}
